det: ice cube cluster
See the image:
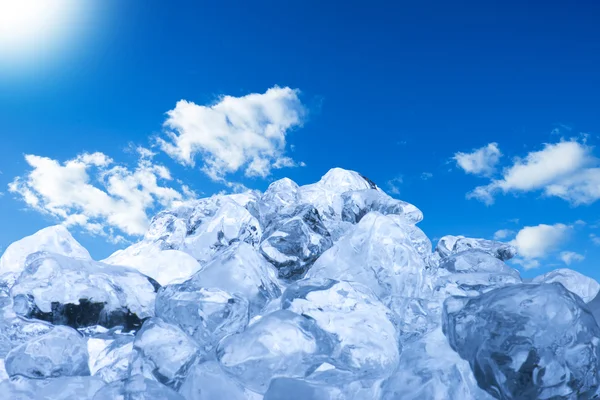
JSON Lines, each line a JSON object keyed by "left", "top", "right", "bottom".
{"left": 1, "top": 168, "right": 599, "bottom": 399}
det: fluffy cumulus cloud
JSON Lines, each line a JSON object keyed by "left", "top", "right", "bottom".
{"left": 158, "top": 86, "right": 306, "bottom": 181}
{"left": 467, "top": 141, "right": 600, "bottom": 205}
{"left": 510, "top": 223, "right": 570, "bottom": 259}
{"left": 8, "top": 150, "right": 191, "bottom": 240}
{"left": 560, "top": 251, "right": 585, "bottom": 265}
{"left": 508, "top": 223, "right": 571, "bottom": 269}
{"left": 453, "top": 142, "right": 502, "bottom": 177}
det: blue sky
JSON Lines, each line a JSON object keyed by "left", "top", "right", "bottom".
{"left": 0, "top": 1, "right": 599, "bottom": 280}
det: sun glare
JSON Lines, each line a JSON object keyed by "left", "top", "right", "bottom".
{"left": 0, "top": 0, "right": 84, "bottom": 67}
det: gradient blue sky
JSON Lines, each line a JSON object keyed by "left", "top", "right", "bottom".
{"left": 0, "top": 0, "right": 599, "bottom": 280}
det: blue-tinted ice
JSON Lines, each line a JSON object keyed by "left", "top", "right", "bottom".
{"left": 0, "top": 167, "right": 599, "bottom": 399}
{"left": 444, "top": 283, "right": 600, "bottom": 399}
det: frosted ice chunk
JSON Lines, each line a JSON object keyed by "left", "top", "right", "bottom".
{"left": 443, "top": 283, "right": 600, "bottom": 399}
{"left": 184, "top": 198, "right": 262, "bottom": 259}
{"left": 309, "top": 168, "right": 377, "bottom": 192}
{"left": 103, "top": 247, "right": 201, "bottom": 286}
{"left": 257, "top": 178, "right": 301, "bottom": 226}
{"left": 532, "top": 268, "right": 600, "bottom": 303}
{"left": 0, "top": 225, "right": 91, "bottom": 287}
{"left": 381, "top": 328, "right": 493, "bottom": 400}
{"left": 93, "top": 374, "right": 185, "bottom": 400}
{"left": 387, "top": 296, "right": 441, "bottom": 344}
{"left": 307, "top": 212, "right": 427, "bottom": 303}
{"left": 88, "top": 334, "right": 134, "bottom": 383}
{"left": 217, "top": 310, "right": 332, "bottom": 393}
{"left": 434, "top": 235, "right": 517, "bottom": 262}
{"left": 282, "top": 278, "right": 400, "bottom": 382}
{"left": 434, "top": 249, "right": 522, "bottom": 298}
{"left": 0, "top": 376, "right": 106, "bottom": 400}
{"left": 260, "top": 204, "right": 333, "bottom": 279}
{"left": 299, "top": 168, "right": 377, "bottom": 223}
{"left": 131, "top": 318, "right": 200, "bottom": 389}
{"left": 264, "top": 378, "right": 344, "bottom": 400}
{"left": 438, "top": 249, "right": 520, "bottom": 276}
{"left": 341, "top": 189, "right": 423, "bottom": 225}
{"left": 387, "top": 215, "right": 432, "bottom": 261}
{"left": 142, "top": 210, "right": 187, "bottom": 250}
{"left": 388, "top": 253, "right": 520, "bottom": 344}
{"left": 190, "top": 242, "right": 281, "bottom": 316}
{"left": 116, "top": 194, "right": 263, "bottom": 282}
{"left": 178, "top": 361, "right": 261, "bottom": 400}
{"left": 143, "top": 196, "right": 262, "bottom": 264}
{"left": 0, "top": 359, "right": 7, "bottom": 382}
{"left": 5, "top": 325, "right": 89, "bottom": 379}
{"left": 0, "top": 292, "right": 53, "bottom": 357}
{"left": 433, "top": 269, "right": 522, "bottom": 301}
{"left": 156, "top": 284, "right": 249, "bottom": 353}
{"left": 11, "top": 252, "right": 159, "bottom": 331}
{"left": 227, "top": 190, "right": 262, "bottom": 209}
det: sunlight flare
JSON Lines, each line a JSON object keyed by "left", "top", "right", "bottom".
{"left": 0, "top": 0, "right": 83, "bottom": 64}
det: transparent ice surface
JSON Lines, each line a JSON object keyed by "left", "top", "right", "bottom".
{"left": 282, "top": 278, "right": 399, "bottom": 382}
{"left": 5, "top": 325, "right": 89, "bottom": 379}
{"left": 11, "top": 252, "right": 158, "bottom": 331}
{"left": 444, "top": 283, "right": 600, "bottom": 399}
{"left": 217, "top": 309, "right": 332, "bottom": 393}
{"left": 130, "top": 318, "right": 200, "bottom": 389}
{"left": 156, "top": 283, "right": 249, "bottom": 353}
{"left": 92, "top": 374, "right": 185, "bottom": 400}
{"left": 189, "top": 242, "right": 281, "bottom": 316}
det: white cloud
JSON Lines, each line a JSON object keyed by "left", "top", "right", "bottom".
{"left": 512, "top": 258, "right": 540, "bottom": 270}
{"left": 158, "top": 86, "right": 305, "bottom": 181}
{"left": 493, "top": 229, "right": 515, "bottom": 240}
{"left": 421, "top": 172, "right": 433, "bottom": 180}
{"left": 544, "top": 168, "right": 600, "bottom": 205}
{"left": 387, "top": 176, "right": 403, "bottom": 195}
{"left": 591, "top": 234, "right": 600, "bottom": 246}
{"left": 509, "top": 223, "right": 571, "bottom": 267}
{"left": 468, "top": 141, "right": 600, "bottom": 205}
{"left": 453, "top": 142, "right": 502, "bottom": 177}
{"left": 560, "top": 251, "right": 585, "bottom": 265}
{"left": 9, "top": 151, "right": 191, "bottom": 239}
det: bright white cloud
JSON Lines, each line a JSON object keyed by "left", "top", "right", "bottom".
{"left": 560, "top": 251, "right": 585, "bottom": 265}
{"left": 453, "top": 142, "right": 502, "bottom": 177}
{"left": 158, "top": 86, "right": 305, "bottom": 181}
{"left": 510, "top": 223, "right": 570, "bottom": 260}
{"left": 493, "top": 229, "right": 515, "bottom": 240}
{"left": 544, "top": 168, "right": 600, "bottom": 205}
{"left": 9, "top": 151, "right": 191, "bottom": 239}
{"left": 468, "top": 141, "right": 600, "bottom": 205}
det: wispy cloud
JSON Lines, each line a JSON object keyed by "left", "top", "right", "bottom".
{"left": 493, "top": 229, "right": 515, "bottom": 240}
{"left": 387, "top": 176, "right": 403, "bottom": 195}
{"left": 421, "top": 172, "right": 433, "bottom": 180}
{"left": 560, "top": 251, "right": 585, "bottom": 265}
